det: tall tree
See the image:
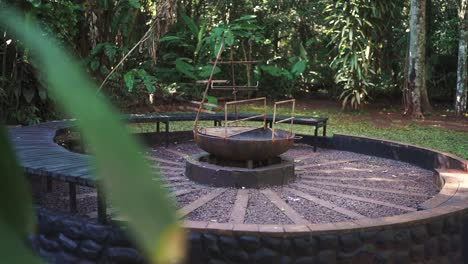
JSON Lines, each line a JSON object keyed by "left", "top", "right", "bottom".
{"left": 420, "top": 0, "right": 433, "bottom": 113}
{"left": 455, "top": 0, "right": 468, "bottom": 116}
{"left": 406, "top": 0, "right": 428, "bottom": 118}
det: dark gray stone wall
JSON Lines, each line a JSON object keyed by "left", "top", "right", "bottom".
{"left": 29, "top": 208, "right": 143, "bottom": 264}
{"left": 187, "top": 215, "right": 466, "bottom": 264}
{"left": 185, "top": 154, "right": 295, "bottom": 188}
{"left": 309, "top": 134, "right": 467, "bottom": 172}
{"left": 29, "top": 208, "right": 468, "bottom": 264}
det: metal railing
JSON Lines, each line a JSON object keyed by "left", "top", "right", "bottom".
{"left": 211, "top": 81, "right": 259, "bottom": 91}
{"left": 224, "top": 97, "right": 267, "bottom": 138}
{"left": 193, "top": 38, "right": 225, "bottom": 132}
{"left": 271, "top": 99, "right": 295, "bottom": 139}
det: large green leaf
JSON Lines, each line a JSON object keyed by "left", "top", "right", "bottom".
{"left": 197, "top": 65, "right": 220, "bottom": 78}
{"left": 26, "top": 0, "right": 41, "bottom": 8}
{"left": 194, "top": 18, "right": 208, "bottom": 57}
{"left": 0, "top": 127, "right": 35, "bottom": 239}
{"left": 291, "top": 60, "right": 307, "bottom": 75}
{"left": 224, "top": 29, "right": 234, "bottom": 46}
{"left": 0, "top": 218, "right": 42, "bottom": 263}
{"left": 299, "top": 42, "right": 308, "bottom": 60}
{"left": 104, "top": 44, "right": 117, "bottom": 61}
{"left": 205, "top": 95, "right": 218, "bottom": 111}
{"left": 0, "top": 7, "right": 183, "bottom": 263}
{"left": 128, "top": 0, "right": 141, "bottom": 9}
{"left": 138, "top": 69, "right": 156, "bottom": 94}
{"left": 124, "top": 70, "right": 135, "bottom": 91}
{"left": 90, "top": 60, "right": 100, "bottom": 71}
{"left": 261, "top": 65, "right": 292, "bottom": 79}
{"left": 175, "top": 58, "right": 197, "bottom": 79}
{"left": 181, "top": 13, "right": 198, "bottom": 36}
{"left": 159, "top": 36, "right": 183, "bottom": 43}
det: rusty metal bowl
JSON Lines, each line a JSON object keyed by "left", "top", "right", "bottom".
{"left": 194, "top": 126, "right": 295, "bottom": 161}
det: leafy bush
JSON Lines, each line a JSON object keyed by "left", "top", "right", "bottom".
{"left": 323, "top": 0, "right": 398, "bottom": 110}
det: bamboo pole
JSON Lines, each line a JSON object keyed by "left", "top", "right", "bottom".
{"left": 193, "top": 38, "right": 225, "bottom": 132}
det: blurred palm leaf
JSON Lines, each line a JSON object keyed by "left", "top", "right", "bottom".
{"left": 0, "top": 6, "right": 184, "bottom": 263}
{"left": 0, "top": 126, "right": 41, "bottom": 263}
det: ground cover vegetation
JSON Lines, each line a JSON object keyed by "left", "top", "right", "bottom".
{"left": 131, "top": 107, "right": 468, "bottom": 160}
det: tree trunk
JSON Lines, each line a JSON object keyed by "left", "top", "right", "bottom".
{"left": 406, "top": 0, "right": 427, "bottom": 119}
{"left": 456, "top": 0, "right": 468, "bottom": 116}
{"left": 421, "top": 0, "right": 433, "bottom": 113}
{"left": 420, "top": 69, "right": 432, "bottom": 112}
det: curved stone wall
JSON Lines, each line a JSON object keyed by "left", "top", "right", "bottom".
{"left": 29, "top": 208, "right": 143, "bottom": 263}
{"left": 186, "top": 211, "right": 467, "bottom": 263}
{"left": 29, "top": 206, "right": 468, "bottom": 263}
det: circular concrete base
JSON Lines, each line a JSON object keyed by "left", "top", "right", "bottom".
{"left": 185, "top": 153, "right": 295, "bottom": 188}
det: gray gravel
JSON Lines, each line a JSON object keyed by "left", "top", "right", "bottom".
{"left": 310, "top": 183, "right": 430, "bottom": 208}
{"left": 244, "top": 189, "right": 294, "bottom": 225}
{"left": 29, "top": 141, "right": 439, "bottom": 225}
{"left": 294, "top": 185, "right": 405, "bottom": 218}
{"left": 279, "top": 189, "right": 351, "bottom": 223}
{"left": 187, "top": 189, "right": 237, "bottom": 223}
{"left": 176, "top": 188, "right": 211, "bottom": 208}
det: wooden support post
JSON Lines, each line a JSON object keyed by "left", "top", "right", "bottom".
{"left": 97, "top": 187, "right": 107, "bottom": 224}
{"left": 246, "top": 160, "right": 253, "bottom": 169}
{"left": 69, "top": 182, "right": 77, "bottom": 213}
{"left": 156, "top": 121, "right": 160, "bottom": 132}
{"left": 46, "top": 178, "right": 53, "bottom": 192}
{"left": 165, "top": 121, "right": 169, "bottom": 147}
{"left": 314, "top": 126, "right": 318, "bottom": 152}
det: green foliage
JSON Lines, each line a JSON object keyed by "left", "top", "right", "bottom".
{"left": 259, "top": 48, "right": 309, "bottom": 97}
{"left": 0, "top": 0, "right": 465, "bottom": 123}
{"left": 205, "top": 95, "right": 218, "bottom": 111}
{"left": 154, "top": 12, "right": 264, "bottom": 100}
{"left": 0, "top": 215, "right": 42, "bottom": 263}
{"left": 0, "top": 127, "right": 36, "bottom": 239}
{"left": 175, "top": 58, "right": 198, "bottom": 80}
{"left": 34, "top": 0, "right": 81, "bottom": 46}
{"left": 291, "top": 60, "right": 307, "bottom": 76}
{"left": 0, "top": 0, "right": 80, "bottom": 124}
{"left": 124, "top": 69, "right": 156, "bottom": 93}
{"left": 181, "top": 13, "right": 199, "bottom": 37}
{"left": 324, "top": 0, "right": 398, "bottom": 110}
{"left": 0, "top": 6, "right": 183, "bottom": 263}
{"left": 425, "top": 0, "right": 459, "bottom": 100}
{"left": 261, "top": 65, "right": 291, "bottom": 79}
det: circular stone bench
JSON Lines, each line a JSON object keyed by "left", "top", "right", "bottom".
{"left": 9, "top": 118, "right": 468, "bottom": 263}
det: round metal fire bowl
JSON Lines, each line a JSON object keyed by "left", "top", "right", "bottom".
{"left": 194, "top": 126, "right": 295, "bottom": 161}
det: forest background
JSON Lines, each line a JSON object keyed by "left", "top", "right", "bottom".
{"left": 0, "top": 0, "right": 466, "bottom": 124}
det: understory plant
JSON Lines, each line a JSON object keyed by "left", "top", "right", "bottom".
{"left": 0, "top": 0, "right": 80, "bottom": 124}
{"left": 324, "top": 0, "right": 398, "bottom": 110}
